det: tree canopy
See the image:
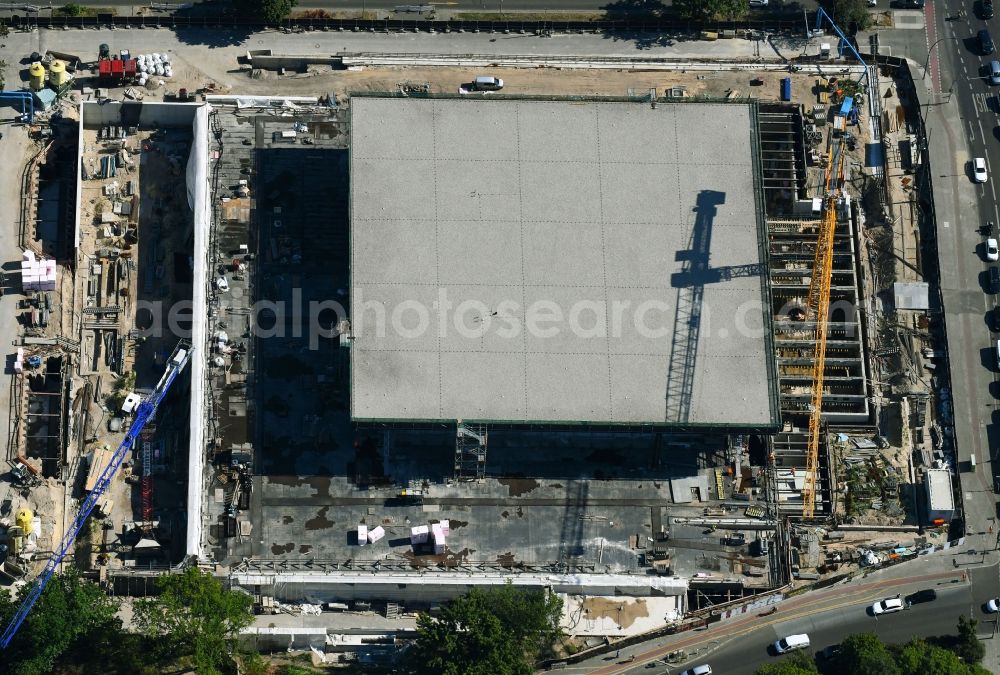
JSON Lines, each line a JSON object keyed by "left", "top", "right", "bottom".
{"left": 673, "top": 0, "right": 748, "bottom": 20}
{"left": 407, "top": 585, "right": 563, "bottom": 675}
{"left": 819, "top": 0, "right": 874, "bottom": 32}
{"left": 0, "top": 569, "right": 121, "bottom": 675}
{"left": 755, "top": 651, "right": 819, "bottom": 674}
{"left": 133, "top": 566, "right": 254, "bottom": 675}
{"left": 755, "top": 620, "right": 992, "bottom": 675}
{"left": 235, "top": 0, "right": 298, "bottom": 24}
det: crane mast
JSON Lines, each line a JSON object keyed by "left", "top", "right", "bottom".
{"left": 0, "top": 342, "right": 192, "bottom": 649}
{"left": 802, "top": 135, "right": 847, "bottom": 519}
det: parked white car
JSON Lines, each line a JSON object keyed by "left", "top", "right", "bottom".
{"left": 871, "top": 597, "right": 904, "bottom": 615}
{"left": 986, "top": 598, "right": 1000, "bottom": 613}
{"left": 680, "top": 666, "right": 713, "bottom": 675}
{"left": 987, "top": 238, "right": 999, "bottom": 262}
{"left": 975, "top": 157, "right": 989, "bottom": 183}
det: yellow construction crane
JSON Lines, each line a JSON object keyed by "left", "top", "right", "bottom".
{"left": 801, "top": 135, "right": 848, "bottom": 519}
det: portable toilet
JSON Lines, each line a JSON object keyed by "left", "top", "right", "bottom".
{"left": 14, "top": 507, "right": 33, "bottom": 533}
{"left": 780, "top": 77, "right": 792, "bottom": 102}
{"left": 28, "top": 62, "right": 45, "bottom": 91}
{"left": 49, "top": 60, "right": 69, "bottom": 87}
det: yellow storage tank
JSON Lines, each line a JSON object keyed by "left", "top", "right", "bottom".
{"left": 14, "top": 507, "right": 33, "bottom": 533}
{"left": 28, "top": 62, "right": 45, "bottom": 91}
{"left": 49, "top": 60, "right": 68, "bottom": 87}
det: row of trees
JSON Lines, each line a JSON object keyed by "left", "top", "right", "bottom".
{"left": 756, "top": 618, "right": 991, "bottom": 675}
{"left": 0, "top": 567, "right": 253, "bottom": 675}
{"left": 0, "top": 570, "right": 563, "bottom": 675}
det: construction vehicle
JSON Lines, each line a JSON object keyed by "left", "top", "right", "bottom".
{"left": 0, "top": 342, "right": 192, "bottom": 650}
{"left": 801, "top": 105, "right": 850, "bottom": 519}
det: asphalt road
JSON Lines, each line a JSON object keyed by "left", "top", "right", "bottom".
{"left": 680, "top": 582, "right": 984, "bottom": 674}
{"left": 580, "top": 564, "right": 1000, "bottom": 675}
{"left": 925, "top": 0, "right": 1000, "bottom": 530}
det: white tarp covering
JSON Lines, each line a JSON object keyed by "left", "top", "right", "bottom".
{"left": 186, "top": 104, "right": 212, "bottom": 558}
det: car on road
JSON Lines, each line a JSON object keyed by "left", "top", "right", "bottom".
{"left": 472, "top": 75, "right": 504, "bottom": 91}
{"left": 905, "top": 589, "right": 938, "bottom": 605}
{"left": 974, "top": 157, "right": 989, "bottom": 183}
{"left": 988, "top": 308, "right": 1000, "bottom": 331}
{"left": 987, "top": 598, "right": 1000, "bottom": 612}
{"left": 870, "top": 597, "right": 904, "bottom": 615}
{"left": 774, "top": 633, "right": 810, "bottom": 654}
{"left": 982, "top": 29, "right": 996, "bottom": 55}
{"left": 987, "top": 238, "right": 999, "bottom": 261}
{"left": 817, "top": 644, "right": 841, "bottom": 660}
{"left": 990, "top": 60, "right": 1000, "bottom": 84}
{"left": 679, "top": 666, "right": 713, "bottom": 675}
{"left": 990, "top": 267, "right": 1000, "bottom": 293}
{"left": 749, "top": 0, "right": 768, "bottom": 5}
{"left": 985, "top": 0, "right": 996, "bottom": 19}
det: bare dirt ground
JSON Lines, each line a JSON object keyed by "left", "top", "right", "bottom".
{"left": 143, "top": 52, "right": 823, "bottom": 104}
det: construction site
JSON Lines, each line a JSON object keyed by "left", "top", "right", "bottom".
{"left": 0, "top": 24, "right": 961, "bottom": 666}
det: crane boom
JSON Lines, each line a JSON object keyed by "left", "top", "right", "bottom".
{"left": 0, "top": 342, "right": 192, "bottom": 649}
{"left": 802, "top": 139, "right": 847, "bottom": 519}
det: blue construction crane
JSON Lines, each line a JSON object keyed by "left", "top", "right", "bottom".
{"left": 0, "top": 342, "right": 193, "bottom": 649}
{"left": 814, "top": 6, "right": 869, "bottom": 83}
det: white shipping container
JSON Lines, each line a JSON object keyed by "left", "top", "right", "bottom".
{"left": 410, "top": 525, "right": 429, "bottom": 544}
{"left": 367, "top": 526, "right": 385, "bottom": 543}
{"left": 357, "top": 524, "right": 368, "bottom": 546}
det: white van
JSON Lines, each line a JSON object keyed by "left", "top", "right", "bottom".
{"left": 995, "top": 340, "right": 1000, "bottom": 367}
{"left": 473, "top": 75, "right": 504, "bottom": 91}
{"left": 774, "top": 633, "right": 810, "bottom": 654}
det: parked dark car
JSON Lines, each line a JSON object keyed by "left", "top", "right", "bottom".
{"left": 905, "top": 589, "right": 938, "bottom": 605}
{"left": 981, "top": 28, "right": 996, "bottom": 55}
{"left": 990, "top": 266, "right": 1000, "bottom": 293}
{"left": 989, "top": 308, "right": 1000, "bottom": 331}
{"left": 984, "top": 0, "right": 996, "bottom": 19}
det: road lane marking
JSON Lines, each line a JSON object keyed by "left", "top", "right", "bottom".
{"left": 979, "top": 118, "right": 987, "bottom": 144}
{"left": 945, "top": 221, "right": 951, "bottom": 228}
{"left": 970, "top": 119, "right": 977, "bottom": 141}
{"left": 974, "top": 92, "right": 993, "bottom": 114}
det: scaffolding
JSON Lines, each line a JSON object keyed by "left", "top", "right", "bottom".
{"left": 454, "top": 421, "right": 487, "bottom": 480}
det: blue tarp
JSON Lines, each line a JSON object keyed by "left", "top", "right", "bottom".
{"left": 780, "top": 77, "right": 792, "bottom": 101}
{"left": 839, "top": 96, "right": 854, "bottom": 117}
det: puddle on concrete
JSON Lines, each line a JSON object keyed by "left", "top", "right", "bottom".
{"left": 270, "top": 542, "right": 295, "bottom": 555}
{"left": 499, "top": 477, "right": 539, "bottom": 497}
{"left": 305, "top": 506, "right": 335, "bottom": 530}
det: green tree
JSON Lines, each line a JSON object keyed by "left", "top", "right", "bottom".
{"left": 673, "top": 0, "right": 748, "bottom": 21}
{"left": 839, "top": 632, "right": 900, "bottom": 675}
{"left": 953, "top": 615, "right": 986, "bottom": 664}
{"left": 58, "top": 3, "right": 84, "bottom": 16}
{"left": 0, "top": 570, "right": 121, "bottom": 675}
{"left": 407, "top": 585, "right": 563, "bottom": 675}
{"left": 897, "top": 637, "right": 983, "bottom": 674}
{"left": 755, "top": 650, "right": 819, "bottom": 674}
{"left": 820, "top": 0, "right": 873, "bottom": 31}
{"left": 236, "top": 0, "right": 298, "bottom": 24}
{"left": 133, "top": 567, "right": 254, "bottom": 675}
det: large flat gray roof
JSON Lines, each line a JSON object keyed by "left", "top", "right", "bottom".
{"left": 349, "top": 96, "right": 778, "bottom": 428}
